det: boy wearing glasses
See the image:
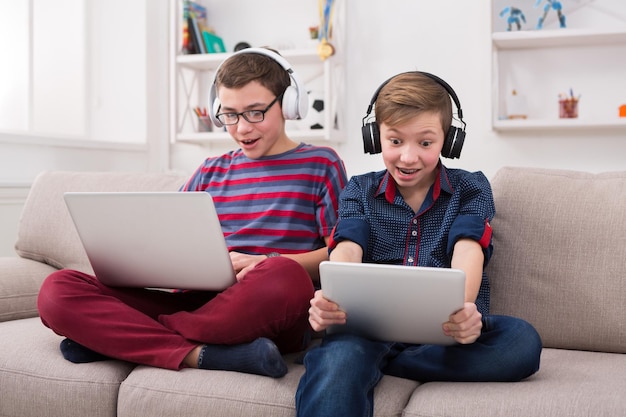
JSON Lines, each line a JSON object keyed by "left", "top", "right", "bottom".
{"left": 38, "top": 48, "right": 348, "bottom": 378}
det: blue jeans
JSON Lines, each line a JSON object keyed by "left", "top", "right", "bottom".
{"left": 295, "top": 315, "right": 542, "bottom": 417}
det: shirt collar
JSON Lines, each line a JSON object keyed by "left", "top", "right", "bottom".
{"left": 375, "top": 162, "right": 454, "bottom": 204}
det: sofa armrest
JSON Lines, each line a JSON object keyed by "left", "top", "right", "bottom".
{"left": 0, "top": 257, "right": 58, "bottom": 322}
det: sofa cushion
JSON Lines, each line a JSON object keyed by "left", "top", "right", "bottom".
{"left": 403, "top": 348, "right": 626, "bottom": 417}
{"left": 0, "top": 317, "right": 136, "bottom": 417}
{"left": 117, "top": 357, "right": 420, "bottom": 417}
{"left": 0, "top": 257, "right": 57, "bottom": 322}
{"left": 487, "top": 167, "right": 626, "bottom": 353}
{"left": 15, "top": 171, "right": 187, "bottom": 273}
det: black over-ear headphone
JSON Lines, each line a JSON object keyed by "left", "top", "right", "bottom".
{"left": 361, "top": 71, "right": 466, "bottom": 159}
{"left": 208, "top": 48, "right": 309, "bottom": 128}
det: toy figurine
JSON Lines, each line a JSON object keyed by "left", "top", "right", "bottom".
{"left": 535, "top": 0, "right": 566, "bottom": 29}
{"left": 499, "top": 7, "right": 526, "bottom": 31}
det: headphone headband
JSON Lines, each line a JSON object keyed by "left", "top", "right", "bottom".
{"left": 365, "top": 71, "right": 464, "bottom": 122}
{"left": 221, "top": 47, "right": 294, "bottom": 74}
{"left": 208, "top": 48, "right": 308, "bottom": 128}
{"left": 361, "top": 71, "right": 466, "bottom": 159}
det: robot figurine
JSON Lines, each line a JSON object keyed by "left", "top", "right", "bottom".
{"left": 499, "top": 7, "right": 526, "bottom": 31}
{"left": 535, "top": 0, "right": 566, "bottom": 29}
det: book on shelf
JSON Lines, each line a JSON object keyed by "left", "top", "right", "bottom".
{"left": 203, "top": 30, "right": 226, "bottom": 53}
{"left": 188, "top": 1, "right": 206, "bottom": 20}
{"left": 181, "top": 0, "right": 190, "bottom": 53}
{"left": 181, "top": 0, "right": 227, "bottom": 55}
{"left": 188, "top": 15, "right": 206, "bottom": 54}
{"left": 182, "top": 0, "right": 207, "bottom": 54}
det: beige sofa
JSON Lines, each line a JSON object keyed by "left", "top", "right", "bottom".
{"left": 1, "top": 167, "right": 625, "bottom": 417}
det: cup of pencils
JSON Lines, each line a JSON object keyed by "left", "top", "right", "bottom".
{"left": 559, "top": 90, "right": 580, "bottom": 119}
{"left": 195, "top": 107, "right": 212, "bottom": 132}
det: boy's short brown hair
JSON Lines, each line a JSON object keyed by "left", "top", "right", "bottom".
{"left": 215, "top": 48, "right": 290, "bottom": 98}
{"left": 374, "top": 72, "right": 453, "bottom": 134}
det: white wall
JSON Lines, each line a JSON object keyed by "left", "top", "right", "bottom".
{"left": 170, "top": 0, "right": 626, "bottom": 179}
{"left": 0, "top": 0, "right": 170, "bottom": 256}
{"left": 338, "top": 0, "right": 496, "bottom": 177}
{"left": 1, "top": 0, "right": 626, "bottom": 256}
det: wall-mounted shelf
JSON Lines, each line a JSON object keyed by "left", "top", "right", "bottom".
{"left": 491, "top": 0, "right": 626, "bottom": 131}
{"left": 175, "top": 124, "right": 334, "bottom": 145}
{"left": 169, "top": 0, "right": 345, "bottom": 146}
{"left": 176, "top": 49, "right": 324, "bottom": 70}
{"left": 492, "top": 27, "right": 626, "bottom": 132}
{"left": 493, "top": 117, "right": 626, "bottom": 132}
{"left": 492, "top": 28, "right": 626, "bottom": 49}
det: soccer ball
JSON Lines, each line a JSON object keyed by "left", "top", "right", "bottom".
{"left": 305, "top": 90, "right": 325, "bottom": 130}
{"left": 285, "top": 90, "right": 328, "bottom": 131}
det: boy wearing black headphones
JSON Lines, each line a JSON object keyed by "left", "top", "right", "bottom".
{"left": 38, "top": 48, "right": 347, "bottom": 378}
{"left": 296, "top": 72, "right": 542, "bottom": 416}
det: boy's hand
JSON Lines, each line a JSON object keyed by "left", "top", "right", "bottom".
{"left": 229, "top": 252, "right": 267, "bottom": 281}
{"left": 308, "top": 290, "right": 346, "bottom": 332}
{"left": 442, "top": 302, "right": 482, "bottom": 344}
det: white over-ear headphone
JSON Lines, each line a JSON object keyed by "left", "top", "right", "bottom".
{"left": 208, "top": 48, "right": 309, "bottom": 128}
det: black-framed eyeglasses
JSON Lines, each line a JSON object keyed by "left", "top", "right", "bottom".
{"left": 215, "top": 93, "right": 283, "bottom": 126}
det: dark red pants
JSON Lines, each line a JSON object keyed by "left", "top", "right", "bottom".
{"left": 38, "top": 257, "right": 314, "bottom": 370}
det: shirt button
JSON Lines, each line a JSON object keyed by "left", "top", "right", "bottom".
{"left": 408, "top": 257, "right": 414, "bottom": 263}
{"left": 411, "top": 230, "right": 417, "bottom": 236}
{"left": 412, "top": 219, "right": 418, "bottom": 224}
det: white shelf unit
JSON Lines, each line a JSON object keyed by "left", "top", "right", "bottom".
{"left": 492, "top": 28, "right": 626, "bottom": 131}
{"left": 168, "top": 1, "right": 345, "bottom": 146}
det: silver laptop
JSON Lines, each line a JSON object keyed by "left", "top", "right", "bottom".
{"left": 63, "top": 191, "right": 236, "bottom": 291}
{"left": 319, "top": 261, "right": 466, "bottom": 345}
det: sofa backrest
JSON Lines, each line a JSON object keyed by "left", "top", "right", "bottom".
{"left": 487, "top": 167, "right": 626, "bottom": 354}
{"left": 15, "top": 171, "right": 187, "bottom": 273}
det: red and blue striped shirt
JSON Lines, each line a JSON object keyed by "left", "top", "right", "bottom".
{"left": 182, "top": 143, "right": 348, "bottom": 255}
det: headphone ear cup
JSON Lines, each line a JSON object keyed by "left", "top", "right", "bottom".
{"left": 449, "top": 129, "right": 465, "bottom": 159}
{"left": 208, "top": 83, "right": 223, "bottom": 128}
{"left": 441, "top": 127, "right": 455, "bottom": 158}
{"left": 361, "top": 122, "right": 381, "bottom": 154}
{"left": 441, "top": 127, "right": 465, "bottom": 159}
{"left": 211, "top": 97, "right": 223, "bottom": 128}
{"left": 297, "top": 86, "right": 309, "bottom": 119}
{"left": 281, "top": 85, "right": 302, "bottom": 120}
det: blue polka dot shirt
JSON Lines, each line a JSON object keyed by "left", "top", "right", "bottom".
{"left": 330, "top": 164, "right": 495, "bottom": 314}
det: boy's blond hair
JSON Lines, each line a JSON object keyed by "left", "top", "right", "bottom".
{"left": 375, "top": 72, "right": 453, "bottom": 134}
